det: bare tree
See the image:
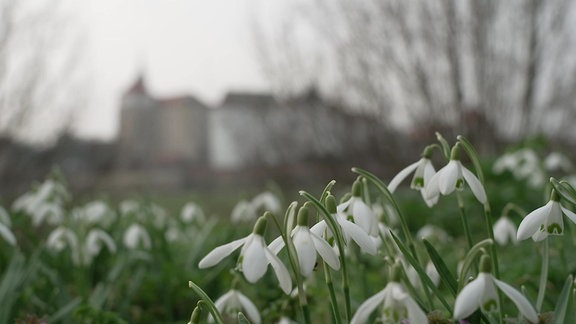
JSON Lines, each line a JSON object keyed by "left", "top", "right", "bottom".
{"left": 0, "top": 0, "right": 88, "bottom": 143}
{"left": 252, "top": 0, "right": 576, "bottom": 140}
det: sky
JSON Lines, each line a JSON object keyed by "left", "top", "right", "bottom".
{"left": 73, "top": 0, "right": 281, "bottom": 140}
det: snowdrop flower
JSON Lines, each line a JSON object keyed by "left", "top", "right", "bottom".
{"left": 230, "top": 200, "right": 257, "bottom": 223}
{"left": 180, "top": 202, "right": 205, "bottom": 224}
{"left": 493, "top": 216, "right": 517, "bottom": 246}
{"left": 493, "top": 149, "right": 545, "bottom": 188}
{"left": 388, "top": 146, "right": 438, "bottom": 207}
{"left": 425, "top": 144, "right": 487, "bottom": 204}
{"left": 84, "top": 229, "right": 116, "bottom": 261}
{"left": 269, "top": 205, "right": 340, "bottom": 277}
{"left": 47, "top": 226, "right": 81, "bottom": 265}
{"left": 338, "top": 180, "right": 379, "bottom": 236}
{"left": 351, "top": 263, "right": 428, "bottom": 324}
{"left": 120, "top": 200, "right": 140, "bottom": 216}
{"left": 123, "top": 223, "right": 152, "bottom": 250}
{"left": 544, "top": 152, "right": 572, "bottom": 172}
{"left": 416, "top": 224, "right": 452, "bottom": 243}
{"left": 0, "top": 206, "right": 16, "bottom": 246}
{"left": 199, "top": 216, "right": 292, "bottom": 294}
{"left": 251, "top": 191, "right": 281, "bottom": 215}
{"left": 211, "top": 289, "right": 261, "bottom": 323}
{"left": 517, "top": 189, "right": 576, "bottom": 241}
{"left": 453, "top": 255, "right": 538, "bottom": 322}
{"left": 310, "top": 195, "right": 377, "bottom": 255}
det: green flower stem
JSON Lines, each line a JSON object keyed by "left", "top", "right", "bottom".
{"left": 390, "top": 231, "right": 452, "bottom": 313}
{"left": 456, "top": 192, "right": 474, "bottom": 250}
{"left": 323, "top": 262, "right": 342, "bottom": 324}
{"left": 352, "top": 167, "right": 433, "bottom": 309}
{"left": 536, "top": 238, "right": 550, "bottom": 312}
{"left": 482, "top": 204, "right": 500, "bottom": 280}
{"left": 188, "top": 281, "right": 224, "bottom": 324}
{"left": 300, "top": 190, "right": 351, "bottom": 321}
{"left": 266, "top": 210, "right": 311, "bottom": 324}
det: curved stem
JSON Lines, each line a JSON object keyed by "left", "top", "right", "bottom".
{"left": 267, "top": 209, "right": 310, "bottom": 324}
{"left": 456, "top": 192, "right": 474, "bottom": 251}
{"left": 323, "top": 262, "right": 342, "bottom": 324}
{"left": 300, "top": 191, "right": 351, "bottom": 321}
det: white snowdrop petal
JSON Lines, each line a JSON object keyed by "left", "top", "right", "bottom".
{"left": 268, "top": 235, "right": 285, "bottom": 255}
{"left": 293, "top": 228, "right": 318, "bottom": 276}
{"left": 388, "top": 161, "right": 420, "bottom": 192}
{"left": 494, "top": 278, "right": 539, "bottom": 323}
{"left": 561, "top": 206, "right": 576, "bottom": 225}
{"left": 438, "top": 161, "right": 459, "bottom": 195}
{"left": 424, "top": 173, "right": 441, "bottom": 201}
{"left": 198, "top": 237, "right": 247, "bottom": 269}
{"left": 310, "top": 231, "right": 340, "bottom": 270}
{"left": 461, "top": 166, "right": 487, "bottom": 204}
{"left": 265, "top": 248, "right": 292, "bottom": 294}
{"left": 453, "top": 274, "right": 487, "bottom": 319}
{"left": 237, "top": 291, "right": 262, "bottom": 324}
{"left": 403, "top": 294, "right": 429, "bottom": 324}
{"left": 339, "top": 219, "right": 377, "bottom": 255}
{"left": 310, "top": 220, "right": 328, "bottom": 237}
{"left": 242, "top": 236, "right": 268, "bottom": 283}
{"left": 352, "top": 199, "right": 375, "bottom": 235}
{"left": 350, "top": 288, "right": 388, "bottom": 324}
{"left": 517, "top": 203, "right": 552, "bottom": 241}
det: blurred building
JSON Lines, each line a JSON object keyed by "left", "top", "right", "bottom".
{"left": 115, "top": 75, "right": 393, "bottom": 189}
{"left": 119, "top": 76, "right": 208, "bottom": 168}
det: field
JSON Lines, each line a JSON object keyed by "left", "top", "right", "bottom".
{"left": 1, "top": 135, "right": 575, "bottom": 323}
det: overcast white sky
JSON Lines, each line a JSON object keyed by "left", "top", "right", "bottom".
{"left": 73, "top": 0, "right": 285, "bottom": 140}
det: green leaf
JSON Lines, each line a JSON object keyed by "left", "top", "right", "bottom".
{"left": 422, "top": 239, "right": 458, "bottom": 296}
{"left": 188, "top": 281, "right": 224, "bottom": 324}
{"left": 552, "top": 274, "right": 574, "bottom": 324}
{"left": 389, "top": 231, "right": 453, "bottom": 313}
{"left": 435, "top": 132, "right": 451, "bottom": 159}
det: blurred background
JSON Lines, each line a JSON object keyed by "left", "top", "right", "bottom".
{"left": 1, "top": 0, "right": 576, "bottom": 200}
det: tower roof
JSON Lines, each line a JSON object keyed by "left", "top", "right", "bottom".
{"left": 126, "top": 74, "right": 148, "bottom": 95}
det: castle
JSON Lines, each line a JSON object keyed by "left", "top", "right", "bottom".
{"left": 117, "top": 75, "right": 391, "bottom": 181}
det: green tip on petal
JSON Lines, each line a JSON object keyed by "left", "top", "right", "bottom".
{"left": 352, "top": 180, "right": 362, "bottom": 197}
{"left": 252, "top": 216, "right": 267, "bottom": 235}
{"left": 479, "top": 254, "right": 491, "bottom": 273}
{"left": 297, "top": 206, "right": 309, "bottom": 226}
{"left": 450, "top": 143, "right": 461, "bottom": 160}
{"left": 325, "top": 195, "right": 337, "bottom": 214}
{"left": 390, "top": 262, "right": 402, "bottom": 282}
{"left": 550, "top": 189, "right": 560, "bottom": 202}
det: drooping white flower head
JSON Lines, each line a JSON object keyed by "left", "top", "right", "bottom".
{"left": 199, "top": 216, "right": 292, "bottom": 294}
{"left": 230, "top": 200, "right": 257, "bottom": 223}
{"left": 517, "top": 190, "right": 576, "bottom": 241}
{"left": 212, "top": 289, "right": 261, "bottom": 324}
{"left": 337, "top": 180, "right": 379, "bottom": 237}
{"left": 453, "top": 255, "right": 538, "bottom": 323}
{"left": 425, "top": 144, "right": 487, "bottom": 205}
{"left": 310, "top": 195, "right": 377, "bottom": 255}
{"left": 84, "top": 229, "right": 117, "bottom": 264}
{"left": 493, "top": 216, "right": 518, "bottom": 246}
{"left": 388, "top": 146, "right": 438, "bottom": 207}
{"left": 351, "top": 264, "right": 428, "bottom": 324}
{"left": 251, "top": 191, "right": 282, "bottom": 215}
{"left": 180, "top": 202, "right": 205, "bottom": 224}
{"left": 72, "top": 201, "right": 116, "bottom": 227}
{"left": 123, "top": 223, "right": 152, "bottom": 250}
{"left": 47, "top": 226, "right": 81, "bottom": 265}
{"left": 269, "top": 205, "right": 340, "bottom": 277}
